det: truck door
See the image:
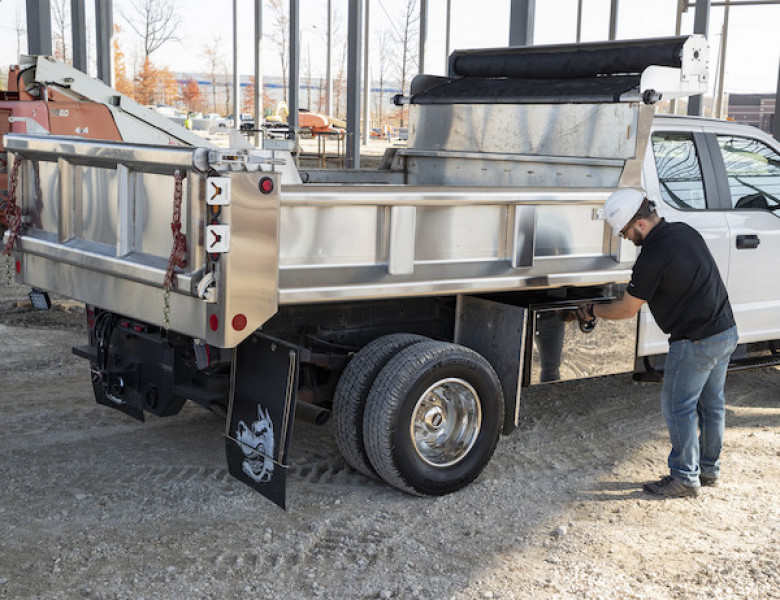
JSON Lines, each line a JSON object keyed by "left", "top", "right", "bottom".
{"left": 706, "top": 131, "right": 780, "bottom": 343}
{"left": 638, "top": 127, "right": 731, "bottom": 357}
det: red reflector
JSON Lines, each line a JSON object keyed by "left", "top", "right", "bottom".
{"left": 15, "top": 260, "right": 21, "bottom": 274}
{"left": 232, "top": 314, "right": 247, "bottom": 331}
{"left": 259, "top": 177, "right": 274, "bottom": 194}
{"left": 209, "top": 314, "right": 219, "bottom": 331}
{"left": 120, "top": 321, "right": 130, "bottom": 328}
{"left": 133, "top": 325, "right": 144, "bottom": 332}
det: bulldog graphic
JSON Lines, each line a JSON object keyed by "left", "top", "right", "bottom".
{"left": 235, "top": 405, "right": 275, "bottom": 483}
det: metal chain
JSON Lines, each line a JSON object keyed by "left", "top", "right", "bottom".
{"left": 4, "top": 254, "right": 12, "bottom": 286}
{"left": 2, "top": 155, "right": 22, "bottom": 256}
{"left": 162, "top": 170, "right": 187, "bottom": 330}
{"left": 162, "top": 287, "right": 171, "bottom": 330}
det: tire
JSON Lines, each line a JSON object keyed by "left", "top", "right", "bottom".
{"left": 332, "top": 333, "right": 429, "bottom": 477}
{"left": 363, "top": 341, "right": 504, "bottom": 496}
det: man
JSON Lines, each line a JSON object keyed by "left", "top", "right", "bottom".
{"left": 577, "top": 188, "right": 738, "bottom": 498}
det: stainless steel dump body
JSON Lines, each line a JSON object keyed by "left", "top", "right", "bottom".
{"left": 3, "top": 35, "right": 710, "bottom": 348}
{"left": 4, "top": 133, "right": 634, "bottom": 346}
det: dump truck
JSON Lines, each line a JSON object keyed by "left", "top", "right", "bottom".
{"left": 4, "top": 36, "right": 780, "bottom": 508}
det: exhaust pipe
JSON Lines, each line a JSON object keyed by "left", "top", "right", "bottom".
{"left": 295, "top": 400, "right": 331, "bottom": 426}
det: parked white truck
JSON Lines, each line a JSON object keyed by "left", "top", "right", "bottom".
{"left": 3, "top": 36, "right": 779, "bottom": 508}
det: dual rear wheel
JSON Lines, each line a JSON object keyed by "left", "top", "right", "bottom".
{"left": 333, "top": 335, "right": 504, "bottom": 495}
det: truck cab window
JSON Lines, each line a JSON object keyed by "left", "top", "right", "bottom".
{"left": 716, "top": 135, "right": 780, "bottom": 210}
{"left": 651, "top": 132, "right": 707, "bottom": 210}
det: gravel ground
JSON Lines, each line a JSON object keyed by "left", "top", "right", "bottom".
{"left": 1, "top": 275, "right": 779, "bottom": 599}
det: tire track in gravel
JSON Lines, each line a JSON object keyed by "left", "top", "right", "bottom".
{"left": 494, "top": 377, "right": 667, "bottom": 477}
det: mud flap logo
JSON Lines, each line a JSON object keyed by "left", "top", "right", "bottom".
{"left": 235, "top": 405, "right": 275, "bottom": 483}
{"left": 225, "top": 334, "right": 299, "bottom": 509}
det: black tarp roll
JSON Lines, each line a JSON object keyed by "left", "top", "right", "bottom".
{"left": 407, "top": 75, "right": 643, "bottom": 105}
{"left": 449, "top": 36, "right": 688, "bottom": 80}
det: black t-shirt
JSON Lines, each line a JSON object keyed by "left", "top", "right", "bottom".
{"left": 627, "top": 219, "right": 735, "bottom": 342}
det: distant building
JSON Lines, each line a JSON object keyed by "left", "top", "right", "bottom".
{"left": 174, "top": 71, "right": 401, "bottom": 123}
{"left": 727, "top": 93, "right": 776, "bottom": 134}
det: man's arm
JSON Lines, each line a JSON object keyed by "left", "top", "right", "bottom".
{"left": 577, "top": 292, "right": 645, "bottom": 322}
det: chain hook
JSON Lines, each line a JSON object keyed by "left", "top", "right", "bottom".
{"left": 2, "top": 154, "right": 23, "bottom": 256}
{"left": 162, "top": 170, "right": 187, "bottom": 330}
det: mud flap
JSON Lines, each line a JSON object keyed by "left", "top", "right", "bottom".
{"left": 225, "top": 333, "right": 299, "bottom": 509}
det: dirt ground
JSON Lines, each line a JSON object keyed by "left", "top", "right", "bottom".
{"left": 1, "top": 274, "right": 778, "bottom": 600}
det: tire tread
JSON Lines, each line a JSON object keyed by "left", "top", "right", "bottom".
{"left": 332, "top": 333, "right": 428, "bottom": 477}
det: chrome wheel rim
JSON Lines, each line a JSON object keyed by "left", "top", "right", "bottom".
{"left": 410, "top": 377, "right": 482, "bottom": 468}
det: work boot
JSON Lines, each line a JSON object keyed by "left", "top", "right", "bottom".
{"left": 643, "top": 475, "right": 699, "bottom": 498}
{"left": 700, "top": 474, "right": 719, "bottom": 487}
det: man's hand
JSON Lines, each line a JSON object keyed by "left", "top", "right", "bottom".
{"left": 575, "top": 303, "right": 596, "bottom": 323}
{"left": 575, "top": 303, "right": 597, "bottom": 333}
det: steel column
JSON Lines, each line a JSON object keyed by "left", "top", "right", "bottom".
{"left": 609, "top": 0, "right": 619, "bottom": 40}
{"left": 289, "top": 0, "right": 300, "bottom": 141}
{"left": 509, "top": 0, "right": 535, "bottom": 46}
{"left": 346, "top": 0, "right": 363, "bottom": 168}
{"left": 419, "top": 0, "right": 428, "bottom": 72}
{"left": 714, "top": 1, "right": 730, "bottom": 119}
{"left": 445, "top": 0, "right": 452, "bottom": 59}
{"left": 26, "top": 0, "right": 53, "bottom": 56}
{"left": 576, "top": 0, "right": 583, "bottom": 42}
{"left": 688, "top": 0, "right": 710, "bottom": 116}
{"left": 362, "top": 0, "right": 371, "bottom": 145}
{"left": 233, "top": 0, "right": 240, "bottom": 130}
{"left": 95, "top": 0, "right": 113, "bottom": 85}
{"left": 71, "top": 0, "right": 87, "bottom": 72}
{"left": 326, "top": 0, "right": 333, "bottom": 116}
{"left": 254, "top": 0, "right": 264, "bottom": 147}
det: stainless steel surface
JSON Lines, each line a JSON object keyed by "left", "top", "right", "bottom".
{"left": 7, "top": 134, "right": 280, "bottom": 348}
{"left": 57, "top": 158, "right": 74, "bottom": 244}
{"left": 528, "top": 307, "right": 637, "bottom": 385}
{"left": 454, "top": 296, "right": 526, "bottom": 433}
{"left": 399, "top": 149, "right": 625, "bottom": 188}
{"left": 8, "top": 91, "right": 650, "bottom": 344}
{"left": 213, "top": 172, "right": 280, "bottom": 348}
{"left": 276, "top": 185, "right": 632, "bottom": 304}
{"left": 405, "top": 102, "right": 651, "bottom": 189}
{"left": 511, "top": 206, "right": 537, "bottom": 269}
{"left": 411, "top": 377, "right": 482, "bottom": 468}
{"left": 277, "top": 258, "right": 632, "bottom": 304}
{"left": 618, "top": 104, "right": 655, "bottom": 188}
{"left": 19, "top": 251, "right": 208, "bottom": 338}
{"left": 410, "top": 103, "right": 640, "bottom": 160}
{"left": 9, "top": 133, "right": 634, "bottom": 335}
{"left": 4, "top": 134, "right": 199, "bottom": 172}
{"left": 116, "top": 164, "right": 131, "bottom": 257}
{"left": 388, "top": 206, "right": 416, "bottom": 275}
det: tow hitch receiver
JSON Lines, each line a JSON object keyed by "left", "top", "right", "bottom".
{"left": 225, "top": 333, "right": 299, "bottom": 509}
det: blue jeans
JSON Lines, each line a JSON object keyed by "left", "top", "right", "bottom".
{"left": 660, "top": 326, "right": 738, "bottom": 486}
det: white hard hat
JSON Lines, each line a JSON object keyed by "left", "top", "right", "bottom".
{"left": 604, "top": 188, "right": 645, "bottom": 236}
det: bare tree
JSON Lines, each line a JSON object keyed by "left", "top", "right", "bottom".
{"left": 122, "top": 0, "right": 181, "bottom": 57}
{"left": 203, "top": 38, "right": 224, "bottom": 114}
{"left": 268, "top": 0, "right": 289, "bottom": 103}
{"left": 51, "top": 0, "right": 70, "bottom": 64}
{"left": 223, "top": 63, "right": 231, "bottom": 116}
{"left": 325, "top": 7, "right": 347, "bottom": 118}
{"left": 374, "top": 29, "right": 394, "bottom": 127}
{"left": 14, "top": 4, "right": 25, "bottom": 60}
{"left": 393, "top": 0, "right": 419, "bottom": 126}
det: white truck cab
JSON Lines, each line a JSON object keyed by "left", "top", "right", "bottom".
{"left": 640, "top": 115, "right": 780, "bottom": 357}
